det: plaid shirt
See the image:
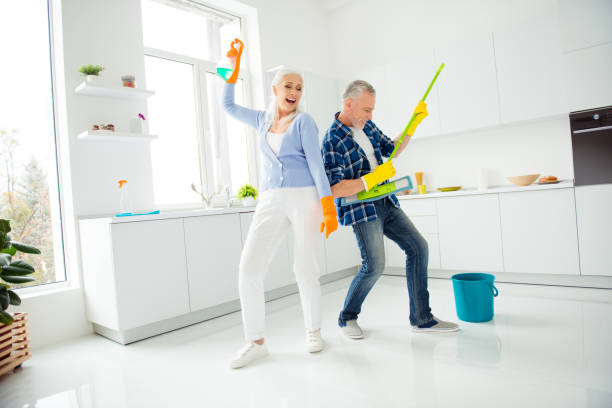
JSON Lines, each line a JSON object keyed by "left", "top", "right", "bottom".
{"left": 321, "top": 113, "right": 400, "bottom": 226}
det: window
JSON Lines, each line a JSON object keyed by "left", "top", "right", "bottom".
{"left": 142, "top": 0, "right": 253, "bottom": 206}
{"left": 0, "top": 0, "right": 66, "bottom": 288}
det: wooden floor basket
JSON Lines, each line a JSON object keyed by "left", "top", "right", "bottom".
{"left": 0, "top": 312, "right": 30, "bottom": 377}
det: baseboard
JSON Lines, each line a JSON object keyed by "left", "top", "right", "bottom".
{"left": 383, "top": 267, "right": 612, "bottom": 289}
{"left": 92, "top": 266, "right": 359, "bottom": 345}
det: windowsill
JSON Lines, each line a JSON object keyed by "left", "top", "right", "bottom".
{"left": 15, "top": 279, "right": 81, "bottom": 300}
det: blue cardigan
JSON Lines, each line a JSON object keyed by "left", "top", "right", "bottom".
{"left": 222, "top": 83, "right": 331, "bottom": 199}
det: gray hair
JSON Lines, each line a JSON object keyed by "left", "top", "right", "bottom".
{"left": 266, "top": 67, "right": 304, "bottom": 124}
{"left": 343, "top": 80, "right": 376, "bottom": 101}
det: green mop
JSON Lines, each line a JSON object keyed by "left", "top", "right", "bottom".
{"left": 340, "top": 63, "right": 445, "bottom": 206}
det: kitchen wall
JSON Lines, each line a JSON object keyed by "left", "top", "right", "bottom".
{"left": 325, "top": 0, "right": 609, "bottom": 190}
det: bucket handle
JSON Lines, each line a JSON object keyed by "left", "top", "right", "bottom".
{"left": 491, "top": 283, "right": 499, "bottom": 297}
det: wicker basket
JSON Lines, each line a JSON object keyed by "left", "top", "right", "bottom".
{"left": 0, "top": 312, "right": 30, "bottom": 377}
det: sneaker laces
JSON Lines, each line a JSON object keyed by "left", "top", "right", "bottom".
{"left": 307, "top": 330, "right": 321, "bottom": 343}
{"left": 236, "top": 342, "right": 256, "bottom": 357}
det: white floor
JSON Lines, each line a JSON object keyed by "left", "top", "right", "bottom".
{"left": 1, "top": 276, "right": 612, "bottom": 408}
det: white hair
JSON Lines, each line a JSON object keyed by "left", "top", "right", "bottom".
{"left": 265, "top": 67, "right": 304, "bottom": 124}
{"left": 343, "top": 79, "right": 376, "bottom": 102}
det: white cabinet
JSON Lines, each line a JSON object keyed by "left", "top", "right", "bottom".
{"left": 499, "top": 189, "right": 579, "bottom": 275}
{"left": 562, "top": 42, "right": 612, "bottom": 112}
{"left": 558, "top": 0, "right": 612, "bottom": 52}
{"left": 239, "top": 213, "right": 293, "bottom": 291}
{"left": 183, "top": 214, "right": 242, "bottom": 311}
{"left": 494, "top": 12, "right": 568, "bottom": 122}
{"left": 110, "top": 219, "right": 190, "bottom": 329}
{"left": 435, "top": 33, "right": 500, "bottom": 134}
{"left": 384, "top": 50, "right": 442, "bottom": 139}
{"left": 324, "top": 224, "right": 361, "bottom": 274}
{"left": 575, "top": 185, "right": 612, "bottom": 277}
{"left": 437, "top": 194, "right": 504, "bottom": 272}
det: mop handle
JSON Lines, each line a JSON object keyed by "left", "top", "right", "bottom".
{"left": 388, "top": 63, "right": 445, "bottom": 160}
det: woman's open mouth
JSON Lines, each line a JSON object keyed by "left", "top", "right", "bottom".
{"left": 285, "top": 97, "right": 296, "bottom": 105}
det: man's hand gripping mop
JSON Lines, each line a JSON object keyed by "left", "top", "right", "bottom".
{"left": 340, "top": 63, "right": 445, "bottom": 206}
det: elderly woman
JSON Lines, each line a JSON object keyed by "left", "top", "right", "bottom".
{"left": 220, "top": 39, "right": 337, "bottom": 369}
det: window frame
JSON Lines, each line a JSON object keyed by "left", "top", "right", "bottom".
{"left": 142, "top": 4, "right": 259, "bottom": 203}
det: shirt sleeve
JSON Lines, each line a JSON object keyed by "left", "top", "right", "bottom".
{"left": 299, "top": 114, "right": 332, "bottom": 199}
{"left": 222, "top": 82, "right": 265, "bottom": 130}
{"left": 321, "top": 132, "right": 346, "bottom": 188}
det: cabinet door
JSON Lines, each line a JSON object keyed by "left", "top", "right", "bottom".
{"left": 437, "top": 194, "right": 504, "bottom": 272}
{"left": 562, "top": 43, "right": 612, "bottom": 112}
{"left": 183, "top": 214, "right": 243, "bottom": 311}
{"left": 494, "top": 12, "right": 568, "bottom": 122}
{"left": 575, "top": 185, "right": 612, "bottom": 276}
{"left": 499, "top": 189, "right": 579, "bottom": 275}
{"left": 239, "top": 212, "right": 293, "bottom": 291}
{"left": 384, "top": 51, "right": 442, "bottom": 139}
{"left": 111, "top": 219, "right": 190, "bottom": 330}
{"left": 325, "top": 224, "right": 361, "bottom": 274}
{"left": 435, "top": 33, "right": 500, "bottom": 134}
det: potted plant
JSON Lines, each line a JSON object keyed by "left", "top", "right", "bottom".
{"left": 78, "top": 64, "right": 104, "bottom": 83}
{"left": 237, "top": 184, "right": 257, "bottom": 206}
{"left": 0, "top": 218, "right": 39, "bottom": 377}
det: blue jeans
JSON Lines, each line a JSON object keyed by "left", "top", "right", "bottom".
{"left": 338, "top": 198, "right": 434, "bottom": 327}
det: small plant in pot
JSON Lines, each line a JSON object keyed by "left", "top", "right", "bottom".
{"left": 0, "top": 219, "right": 40, "bottom": 325}
{"left": 78, "top": 64, "right": 104, "bottom": 83}
{"left": 237, "top": 184, "right": 257, "bottom": 206}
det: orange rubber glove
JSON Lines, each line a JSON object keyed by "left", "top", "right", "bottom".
{"left": 226, "top": 38, "right": 244, "bottom": 84}
{"left": 406, "top": 101, "right": 428, "bottom": 135}
{"left": 319, "top": 196, "right": 338, "bottom": 239}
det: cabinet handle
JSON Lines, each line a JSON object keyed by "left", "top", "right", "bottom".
{"left": 573, "top": 125, "right": 612, "bottom": 134}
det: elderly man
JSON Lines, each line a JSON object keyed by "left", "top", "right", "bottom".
{"left": 321, "top": 80, "right": 458, "bottom": 339}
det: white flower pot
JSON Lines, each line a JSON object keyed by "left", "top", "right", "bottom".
{"left": 86, "top": 75, "right": 99, "bottom": 83}
{"left": 242, "top": 197, "right": 256, "bottom": 206}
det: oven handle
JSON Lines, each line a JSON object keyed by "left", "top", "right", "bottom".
{"left": 573, "top": 125, "right": 612, "bottom": 134}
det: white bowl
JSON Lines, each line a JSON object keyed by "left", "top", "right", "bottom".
{"left": 506, "top": 174, "right": 540, "bottom": 186}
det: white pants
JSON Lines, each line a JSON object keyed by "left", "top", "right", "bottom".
{"left": 239, "top": 186, "right": 323, "bottom": 341}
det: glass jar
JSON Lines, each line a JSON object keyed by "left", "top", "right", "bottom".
{"left": 121, "top": 75, "right": 136, "bottom": 88}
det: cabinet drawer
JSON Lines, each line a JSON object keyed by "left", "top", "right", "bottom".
{"left": 400, "top": 199, "right": 437, "bottom": 216}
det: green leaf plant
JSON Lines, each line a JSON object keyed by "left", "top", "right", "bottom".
{"left": 237, "top": 184, "right": 258, "bottom": 199}
{"left": 0, "top": 219, "right": 40, "bottom": 325}
{"left": 78, "top": 64, "right": 104, "bottom": 76}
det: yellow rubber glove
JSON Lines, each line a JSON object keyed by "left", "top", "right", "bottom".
{"left": 226, "top": 38, "right": 244, "bottom": 84}
{"left": 362, "top": 160, "right": 396, "bottom": 190}
{"left": 406, "top": 101, "right": 428, "bottom": 135}
{"left": 319, "top": 196, "right": 338, "bottom": 239}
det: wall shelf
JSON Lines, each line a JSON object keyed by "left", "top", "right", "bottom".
{"left": 77, "top": 130, "right": 157, "bottom": 142}
{"left": 74, "top": 82, "right": 155, "bottom": 100}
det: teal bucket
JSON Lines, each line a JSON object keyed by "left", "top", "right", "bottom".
{"left": 451, "top": 273, "right": 499, "bottom": 323}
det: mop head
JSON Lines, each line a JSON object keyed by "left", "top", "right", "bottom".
{"left": 340, "top": 176, "right": 413, "bottom": 206}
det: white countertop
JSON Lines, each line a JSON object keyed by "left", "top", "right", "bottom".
{"left": 79, "top": 180, "right": 574, "bottom": 223}
{"left": 79, "top": 205, "right": 256, "bottom": 224}
{"left": 397, "top": 180, "right": 574, "bottom": 200}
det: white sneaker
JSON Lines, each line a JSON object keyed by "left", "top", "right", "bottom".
{"left": 229, "top": 342, "right": 268, "bottom": 369}
{"left": 412, "top": 316, "right": 459, "bottom": 333}
{"left": 341, "top": 319, "right": 364, "bottom": 339}
{"left": 306, "top": 329, "right": 324, "bottom": 353}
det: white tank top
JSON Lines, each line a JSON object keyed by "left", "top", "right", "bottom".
{"left": 266, "top": 131, "right": 286, "bottom": 156}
